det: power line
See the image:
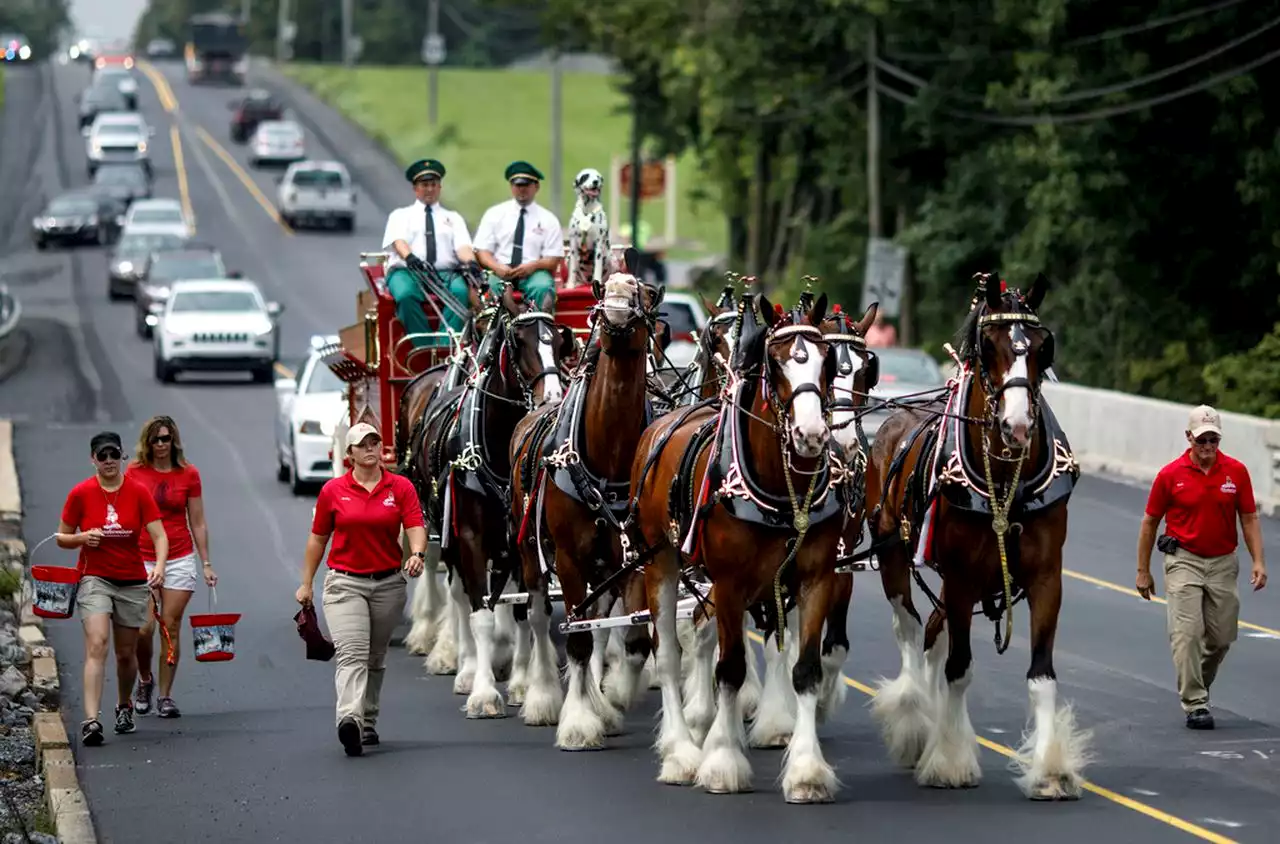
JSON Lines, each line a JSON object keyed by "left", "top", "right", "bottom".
{"left": 876, "top": 13, "right": 1280, "bottom": 108}
{"left": 875, "top": 41, "right": 1280, "bottom": 125}
{"left": 884, "top": 0, "right": 1257, "bottom": 64}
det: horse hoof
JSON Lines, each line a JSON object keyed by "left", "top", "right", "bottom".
{"left": 748, "top": 730, "right": 791, "bottom": 749}
{"left": 783, "top": 783, "right": 836, "bottom": 804}
{"left": 453, "top": 673, "right": 475, "bottom": 696}
{"left": 1030, "top": 775, "right": 1081, "bottom": 801}
{"left": 508, "top": 683, "right": 527, "bottom": 706}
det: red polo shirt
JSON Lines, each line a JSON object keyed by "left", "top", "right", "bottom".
{"left": 311, "top": 470, "right": 424, "bottom": 574}
{"left": 1145, "top": 450, "right": 1255, "bottom": 557}
{"left": 60, "top": 476, "right": 162, "bottom": 581}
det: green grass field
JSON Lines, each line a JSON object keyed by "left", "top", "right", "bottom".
{"left": 279, "top": 63, "right": 726, "bottom": 261}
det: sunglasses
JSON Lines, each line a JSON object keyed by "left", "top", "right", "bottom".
{"left": 1194, "top": 435, "right": 1220, "bottom": 445}
{"left": 95, "top": 448, "right": 122, "bottom": 461}
{"left": 151, "top": 434, "right": 173, "bottom": 444}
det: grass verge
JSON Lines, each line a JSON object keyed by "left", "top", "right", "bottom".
{"left": 279, "top": 63, "right": 726, "bottom": 261}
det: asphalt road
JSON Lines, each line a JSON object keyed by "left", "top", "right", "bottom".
{"left": 1, "top": 58, "right": 1278, "bottom": 844}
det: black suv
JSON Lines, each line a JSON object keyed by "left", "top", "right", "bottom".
{"left": 108, "top": 230, "right": 188, "bottom": 300}
{"left": 229, "top": 90, "right": 285, "bottom": 143}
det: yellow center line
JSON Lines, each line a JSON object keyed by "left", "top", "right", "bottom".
{"left": 135, "top": 59, "right": 176, "bottom": 112}
{"left": 1063, "top": 569, "right": 1279, "bottom": 637}
{"left": 169, "top": 125, "right": 196, "bottom": 234}
{"left": 192, "top": 124, "right": 294, "bottom": 235}
{"left": 743, "top": 630, "right": 1237, "bottom": 844}
{"left": 274, "top": 362, "right": 295, "bottom": 379}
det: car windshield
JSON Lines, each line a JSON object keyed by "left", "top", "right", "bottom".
{"left": 171, "top": 291, "right": 259, "bottom": 313}
{"left": 89, "top": 90, "right": 126, "bottom": 108}
{"left": 131, "top": 208, "right": 182, "bottom": 224}
{"left": 304, "top": 362, "right": 343, "bottom": 394}
{"left": 149, "top": 254, "right": 224, "bottom": 282}
{"left": 292, "top": 169, "right": 344, "bottom": 188}
{"left": 659, "top": 304, "right": 698, "bottom": 337}
{"left": 874, "top": 349, "right": 945, "bottom": 386}
{"left": 265, "top": 125, "right": 300, "bottom": 137}
{"left": 48, "top": 197, "right": 97, "bottom": 215}
{"left": 97, "top": 124, "right": 139, "bottom": 136}
{"left": 117, "top": 233, "right": 184, "bottom": 256}
{"left": 95, "top": 167, "right": 146, "bottom": 185}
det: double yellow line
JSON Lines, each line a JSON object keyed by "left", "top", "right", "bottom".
{"left": 136, "top": 59, "right": 293, "bottom": 236}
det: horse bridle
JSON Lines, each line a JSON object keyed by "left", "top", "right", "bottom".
{"left": 822, "top": 313, "right": 879, "bottom": 430}
{"left": 761, "top": 323, "right": 832, "bottom": 445}
{"left": 975, "top": 304, "right": 1052, "bottom": 428}
{"left": 489, "top": 310, "right": 562, "bottom": 410}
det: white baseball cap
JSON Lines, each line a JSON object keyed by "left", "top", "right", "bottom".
{"left": 1187, "top": 405, "right": 1222, "bottom": 439}
{"left": 345, "top": 422, "right": 381, "bottom": 449}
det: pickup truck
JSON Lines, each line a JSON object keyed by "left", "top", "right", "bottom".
{"left": 275, "top": 160, "right": 356, "bottom": 232}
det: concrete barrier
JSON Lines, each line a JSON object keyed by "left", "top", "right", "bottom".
{"left": 1042, "top": 381, "right": 1280, "bottom": 516}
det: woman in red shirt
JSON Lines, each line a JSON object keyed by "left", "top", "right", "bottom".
{"left": 296, "top": 423, "right": 428, "bottom": 756}
{"left": 56, "top": 431, "right": 167, "bottom": 746}
{"left": 126, "top": 415, "right": 219, "bottom": 719}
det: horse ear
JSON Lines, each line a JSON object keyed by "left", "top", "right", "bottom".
{"left": 700, "top": 293, "right": 717, "bottom": 315}
{"left": 1027, "top": 272, "right": 1049, "bottom": 310}
{"left": 807, "top": 292, "right": 829, "bottom": 327}
{"left": 984, "top": 274, "right": 1002, "bottom": 310}
{"left": 655, "top": 319, "right": 673, "bottom": 351}
{"left": 501, "top": 284, "right": 519, "bottom": 316}
{"left": 856, "top": 301, "right": 878, "bottom": 336}
{"left": 622, "top": 246, "right": 641, "bottom": 276}
{"left": 758, "top": 292, "right": 780, "bottom": 328}
{"left": 557, "top": 324, "right": 577, "bottom": 360}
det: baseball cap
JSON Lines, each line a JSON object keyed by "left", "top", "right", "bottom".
{"left": 345, "top": 422, "right": 381, "bottom": 449}
{"left": 89, "top": 431, "right": 122, "bottom": 454}
{"left": 1187, "top": 405, "right": 1222, "bottom": 438}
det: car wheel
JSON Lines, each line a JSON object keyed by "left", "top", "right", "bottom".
{"left": 154, "top": 356, "right": 175, "bottom": 383}
{"left": 109, "top": 281, "right": 125, "bottom": 301}
{"left": 35, "top": 238, "right": 46, "bottom": 251}
{"left": 252, "top": 364, "right": 273, "bottom": 384}
{"left": 289, "top": 453, "right": 307, "bottom": 496}
{"left": 277, "top": 452, "right": 290, "bottom": 483}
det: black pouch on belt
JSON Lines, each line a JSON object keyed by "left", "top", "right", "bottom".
{"left": 1156, "top": 534, "right": 1180, "bottom": 555}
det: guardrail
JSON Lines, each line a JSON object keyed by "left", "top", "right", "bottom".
{"left": 1041, "top": 380, "right": 1280, "bottom": 517}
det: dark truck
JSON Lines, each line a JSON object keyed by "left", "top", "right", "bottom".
{"left": 184, "top": 13, "right": 247, "bottom": 86}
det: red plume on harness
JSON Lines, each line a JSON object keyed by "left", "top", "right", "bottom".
{"left": 832, "top": 303, "right": 842, "bottom": 314}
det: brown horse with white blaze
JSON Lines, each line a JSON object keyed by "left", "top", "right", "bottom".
{"left": 865, "top": 272, "right": 1091, "bottom": 799}
{"left": 630, "top": 290, "right": 845, "bottom": 802}
{"left": 508, "top": 264, "right": 665, "bottom": 746}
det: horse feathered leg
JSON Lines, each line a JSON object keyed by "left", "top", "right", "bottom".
{"left": 748, "top": 607, "right": 798, "bottom": 748}
{"left": 648, "top": 550, "right": 702, "bottom": 784}
{"left": 1011, "top": 560, "right": 1092, "bottom": 800}
{"left": 603, "top": 572, "right": 652, "bottom": 713}
{"left": 739, "top": 620, "right": 762, "bottom": 722}
{"left": 404, "top": 539, "right": 445, "bottom": 655}
{"left": 816, "top": 574, "right": 852, "bottom": 723}
{"left": 507, "top": 599, "right": 531, "bottom": 706}
{"left": 915, "top": 587, "right": 980, "bottom": 789}
{"left": 555, "top": 561, "right": 620, "bottom": 749}
{"left": 424, "top": 562, "right": 459, "bottom": 675}
{"left": 492, "top": 597, "right": 517, "bottom": 683}
{"left": 682, "top": 615, "right": 718, "bottom": 747}
{"left": 449, "top": 568, "right": 477, "bottom": 696}
{"left": 781, "top": 566, "right": 840, "bottom": 804}
{"left": 694, "top": 585, "right": 753, "bottom": 794}
{"left": 521, "top": 583, "right": 562, "bottom": 726}
{"left": 870, "top": 548, "right": 934, "bottom": 766}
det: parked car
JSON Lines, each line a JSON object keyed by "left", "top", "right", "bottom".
{"left": 31, "top": 191, "right": 123, "bottom": 250}
{"left": 248, "top": 120, "right": 306, "bottom": 168}
{"left": 123, "top": 198, "right": 192, "bottom": 239}
{"left": 86, "top": 113, "right": 153, "bottom": 177}
{"left": 91, "top": 66, "right": 139, "bottom": 109}
{"left": 107, "top": 229, "right": 188, "bottom": 300}
{"left": 91, "top": 163, "right": 152, "bottom": 207}
{"left": 228, "top": 90, "right": 285, "bottom": 143}
{"left": 133, "top": 244, "right": 233, "bottom": 337}
{"left": 274, "top": 336, "right": 347, "bottom": 493}
{"left": 78, "top": 85, "right": 132, "bottom": 131}
{"left": 276, "top": 160, "right": 356, "bottom": 231}
{"left": 860, "top": 347, "right": 948, "bottom": 440}
{"left": 656, "top": 292, "right": 709, "bottom": 371}
{"left": 1, "top": 33, "right": 33, "bottom": 63}
{"left": 150, "top": 279, "right": 283, "bottom": 384}
{"left": 145, "top": 38, "right": 177, "bottom": 59}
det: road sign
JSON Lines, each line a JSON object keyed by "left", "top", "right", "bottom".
{"left": 861, "top": 236, "right": 907, "bottom": 318}
{"left": 422, "top": 34, "right": 445, "bottom": 65}
{"left": 280, "top": 22, "right": 297, "bottom": 42}
{"left": 618, "top": 161, "right": 667, "bottom": 200}
{"left": 347, "top": 35, "right": 363, "bottom": 61}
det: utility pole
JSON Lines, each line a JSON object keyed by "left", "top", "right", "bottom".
{"left": 629, "top": 90, "right": 642, "bottom": 271}
{"left": 866, "top": 20, "right": 882, "bottom": 240}
{"left": 242, "top": 0, "right": 251, "bottom": 24}
{"left": 276, "top": 0, "right": 291, "bottom": 63}
{"left": 427, "top": 0, "right": 440, "bottom": 127}
{"left": 341, "top": 0, "right": 354, "bottom": 67}
{"left": 550, "top": 50, "right": 563, "bottom": 220}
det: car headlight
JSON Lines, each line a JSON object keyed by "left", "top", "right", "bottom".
{"left": 116, "top": 260, "right": 134, "bottom": 274}
{"left": 254, "top": 326, "right": 273, "bottom": 337}
{"left": 138, "top": 141, "right": 148, "bottom": 153}
{"left": 145, "top": 285, "right": 171, "bottom": 299}
{"left": 18, "top": 46, "right": 31, "bottom": 60}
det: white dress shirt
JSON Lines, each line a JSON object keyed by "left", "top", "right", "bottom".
{"left": 473, "top": 199, "right": 563, "bottom": 266}
{"left": 381, "top": 199, "right": 472, "bottom": 270}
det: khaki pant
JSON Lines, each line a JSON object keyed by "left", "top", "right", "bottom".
{"left": 322, "top": 569, "right": 407, "bottom": 728}
{"left": 1164, "top": 549, "right": 1240, "bottom": 712}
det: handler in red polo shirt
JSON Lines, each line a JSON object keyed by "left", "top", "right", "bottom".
{"left": 1137, "top": 405, "right": 1268, "bottom": 730}
{"left": 296, "top": 422, "right": 428, "bottom": 756}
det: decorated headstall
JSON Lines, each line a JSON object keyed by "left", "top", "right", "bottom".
{"left": 760, "top": 289, "right": 832, "bottom": 418}
{"left": 477, "top": 284, "right": 565, "bottom": 409}
{"left": 822, "top": 305, "right": 879, "bottom": 417}
{"left": 969, "top": 271, "right": 1054, "bottom": 412}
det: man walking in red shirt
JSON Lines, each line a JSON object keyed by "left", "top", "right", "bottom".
{"left": 1137, "top": 405, "right": 1268, "bottom": 729}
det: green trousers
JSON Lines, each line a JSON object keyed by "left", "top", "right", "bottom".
{"left": 486, "top": 270, "right": 556, "bottom": 315}
{"left": 386, "top": 267, "right": 469, "bottom": 349}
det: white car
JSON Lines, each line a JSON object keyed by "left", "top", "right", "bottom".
{"left": 91, "top": 66, "right": 139, "bottom": 107}
{"left": 151, "top": 279, "right": 284, "bottom": 384}
{"left": 860, "top": 347, "right": 948, "bottom": 440}
{"left": 656, "top": 292, "right": 708, "bottom": 371}
{"left": 274, "top": 337, "right": 348, "bottom": 493}
{"left": 249, "top": 120, "right": 306, "bottom": 168}
{"left": 124, "top": 198, "right": 192, "bottom": 239}
{"left": 86, "top": 113, "right": 153, "bottom": 177}
{"left": 276, "top": 160, "right": 356, "bottom": 231}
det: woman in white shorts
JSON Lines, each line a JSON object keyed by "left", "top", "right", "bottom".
{"left": 126, "top": 416, "right": 218, "bottom": 718}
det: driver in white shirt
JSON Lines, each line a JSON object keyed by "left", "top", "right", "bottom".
{"left": 472, "top": 160, "right": 563, "bottom": 310}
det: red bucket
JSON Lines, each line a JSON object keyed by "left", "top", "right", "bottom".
{"left": 189, "top": 612, "right": 242, "bottom": 662}
{"left": 31, "top": 565, "right": 81, "bottom": 619}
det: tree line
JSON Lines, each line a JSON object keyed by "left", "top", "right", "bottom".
{"left": 0, "top": 0, "right": 72, "bottom": 58}
{"left": 126, "top": 0, "right": 1280, "bottom": 416}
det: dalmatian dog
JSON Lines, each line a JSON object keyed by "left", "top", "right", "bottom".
{"left": 567, "top": 167, "right": 610, "bottom": 289}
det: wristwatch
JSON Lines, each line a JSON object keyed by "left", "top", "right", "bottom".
{"left": 409, "top": 551, "right": 425, "bottom": 561}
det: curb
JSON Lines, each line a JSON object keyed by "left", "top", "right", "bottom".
{"left": 1, "top": 419, "right": 99, "bottom": 844}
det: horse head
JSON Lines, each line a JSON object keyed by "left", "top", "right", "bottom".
{"left": 591, "top": 247, "right": 665, "bottom": 354}
{"left": 822, "top": 301, "right": 880, "bottom": 455}
{"left": 757, "top": 290, "right": 833, "bottom": 459}
{"left": 498, "top": 285, "right": 573, "bottom": 408}
{"left": 962, "top": 271, "right": 1054, "bottom": 449}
